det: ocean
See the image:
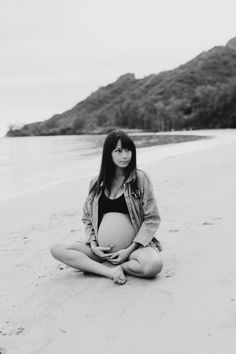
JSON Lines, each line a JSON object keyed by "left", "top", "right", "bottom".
{"left": 0, "top": 133, "right": 208, "bottom": 203}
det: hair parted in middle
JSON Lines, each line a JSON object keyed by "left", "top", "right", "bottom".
{"left": 90, "top": 130, "right": 137, "bottom": 195}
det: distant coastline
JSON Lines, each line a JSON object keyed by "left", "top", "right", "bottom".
{"left": 6, "top": 38, "right": 236, "bottom": 138}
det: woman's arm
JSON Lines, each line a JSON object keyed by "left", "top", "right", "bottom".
{"left": 126, "top": 242, "right": 140, "bottom": 254}
{"left": 81, "top": 180, "right": 97, "bottom": 245}
{"left": 132, "top": 172, "right": 161, "bottom": 247}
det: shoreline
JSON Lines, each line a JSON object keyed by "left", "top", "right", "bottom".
{"left": 0, "top": 129, "right": 236, "bottom": 353}
{"left": 0, "top": 129, "right": 231, "bottom": 205}
{"left": 0, "top": 129, "right": 211, "bottom": 205}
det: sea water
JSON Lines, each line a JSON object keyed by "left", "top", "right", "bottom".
{"left": 0, "top": 135, "right": 105, "bottom": 202}
{"left": 0, "top": 132, "right": 213, "bottom": 203}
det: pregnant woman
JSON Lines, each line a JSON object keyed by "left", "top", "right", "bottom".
{"left": 51, "top": 130, "right": 163, "bottom": 285}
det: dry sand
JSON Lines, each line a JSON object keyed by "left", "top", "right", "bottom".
{"left": 0, "top": 130, "right": 236, "bottom": 354}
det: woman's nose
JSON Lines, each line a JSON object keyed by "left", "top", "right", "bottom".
{"left": 122, "top": 151, "right": 129, "bottom": 158}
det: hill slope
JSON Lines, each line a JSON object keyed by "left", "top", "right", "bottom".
{"left": 7, "top": 39, "right": 236, "bottom": 136}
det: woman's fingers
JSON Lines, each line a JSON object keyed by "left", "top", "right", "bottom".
{"left": 110, "top": 257, "right": 121, "bottom": 264}
{"left": 94, "top": 249, "right": 111, "bottom": 259}
{"left": 110, "top": 260, "right": 118, "bottom": 264}
{"left": 100, "top": 252, "right": 111, "bottom": 259}
{"left": 99, "top": 246, "right": 112, "bottom": 251}
{"left": 108, "top": 252, "right": 119, "bottom": 259}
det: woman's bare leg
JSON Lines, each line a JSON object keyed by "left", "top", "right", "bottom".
{"left": 122, "top": 246, "right": 163, "bottom": 278}
{"left": 50, "top": 241, "right": 126, "bottom": 284}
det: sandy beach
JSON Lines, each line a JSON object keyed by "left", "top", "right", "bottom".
{"left": 0, "top": 129, "right": 236, "bottom": 354}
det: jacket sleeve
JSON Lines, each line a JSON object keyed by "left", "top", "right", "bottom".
{"left": 81, "top": 179, "right": 97, "bottom": 245}
{"left": 133, "top": 172, "right": 161, "bottom": 247}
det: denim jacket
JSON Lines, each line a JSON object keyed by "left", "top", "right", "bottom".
{"left": 82, "top": 169, "right": 162, "bottom": 250}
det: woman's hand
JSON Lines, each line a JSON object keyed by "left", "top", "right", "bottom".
{"left": 107, "top": 248, "right": 131, "bottom": 265}
{"left": 91, "top": 245, "right": 113, "bottom": 260}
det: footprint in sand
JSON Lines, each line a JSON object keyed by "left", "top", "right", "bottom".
{"left": 164, "top": 254, "right": 178, "bottom": 278}
{"left": 59, "top": 328, "right": 67, "bottom": 334}
{"left": 0, "top": 326, "right": 25, "bottom": 337}
{"left": 202, "top": 218, "right": 222, "bottom": 226}
{"left": 57, "top": 265, "right": 65, "bottom": 270}
{"left": 0, "top": 330, "right": 7, "bottom": 336}
{"left": 14, "top": 327, "right": 25, "bottom": 335}
{"left": 70, "top": 228, "right": 81, "bottom": 233}
{"left": 165, "top": 271, "right": 175, "bottom": 278}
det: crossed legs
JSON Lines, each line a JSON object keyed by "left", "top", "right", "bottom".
{"left": 50, "top": 241, "right": 163, "bottom": 285}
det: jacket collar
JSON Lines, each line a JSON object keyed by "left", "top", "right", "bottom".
{"left": 125, "top": 169, "right": 136, "bottom": 184}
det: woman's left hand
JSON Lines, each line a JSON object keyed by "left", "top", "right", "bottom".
{"left": 107, "top": 248, "right": 131, "bottom": 265}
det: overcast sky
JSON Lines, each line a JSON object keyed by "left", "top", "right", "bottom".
{"left": 0, "top": 0, "right": 235, "bottom": 136}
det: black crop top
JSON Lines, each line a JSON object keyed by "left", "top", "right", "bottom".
{"left": 98, "top": 190, "right": 129, "bottom": 227}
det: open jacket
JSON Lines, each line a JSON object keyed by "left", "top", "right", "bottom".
{"left": 82, "top": 169, "right": 162, "bottom": 251}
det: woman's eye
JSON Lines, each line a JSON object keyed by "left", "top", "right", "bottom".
{"left": 114, "top": 148, "right": 130, "bottom": 153}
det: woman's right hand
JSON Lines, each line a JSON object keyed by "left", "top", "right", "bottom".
{"left": 91, "top": 245, "right": 113, "bottom": 260}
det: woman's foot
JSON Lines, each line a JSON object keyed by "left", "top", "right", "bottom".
{"left": 111, "top": 265, "right": 127, "bottom": 285}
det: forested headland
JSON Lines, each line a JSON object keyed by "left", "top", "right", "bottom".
{"left": 6, "top": 38, "right": 236, "bottom": 137}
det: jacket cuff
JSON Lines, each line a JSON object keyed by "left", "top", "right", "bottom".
{"left": 133, "top": 233, "right": 152, "bottom": 247}
{"left": 85, "top": 233, "right": 96, "bottom": 245}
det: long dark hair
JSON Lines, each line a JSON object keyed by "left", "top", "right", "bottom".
{"left": 90, "top": 130, "right": 137, "bottom": 195}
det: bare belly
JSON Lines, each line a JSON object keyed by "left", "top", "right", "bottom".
{"left": 97, "top": 212, "right": 136, "bottom": 251}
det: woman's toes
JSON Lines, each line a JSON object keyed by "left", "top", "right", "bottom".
{"left": 113, "top": 266, "right": 127, "bottom": 285}
{"left": 117, "top": 276, "right": 126, "bottom": 285}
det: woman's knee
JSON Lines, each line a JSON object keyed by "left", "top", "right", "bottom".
{"left": 142, "top": 256, "right": 163, "bottom": 278}
{"left": 50, "top": 241, "right": 94, "bottom": 263}
{"left": 50, "top": 242, "right": 66, "bottom": 260}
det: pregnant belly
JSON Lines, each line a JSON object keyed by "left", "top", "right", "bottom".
{"left": 97, "top": 212, "right": 136, "bottom": 251}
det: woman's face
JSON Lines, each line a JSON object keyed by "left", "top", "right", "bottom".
{"left": 111, "top": 139, "right": 132, "bottom": 169}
